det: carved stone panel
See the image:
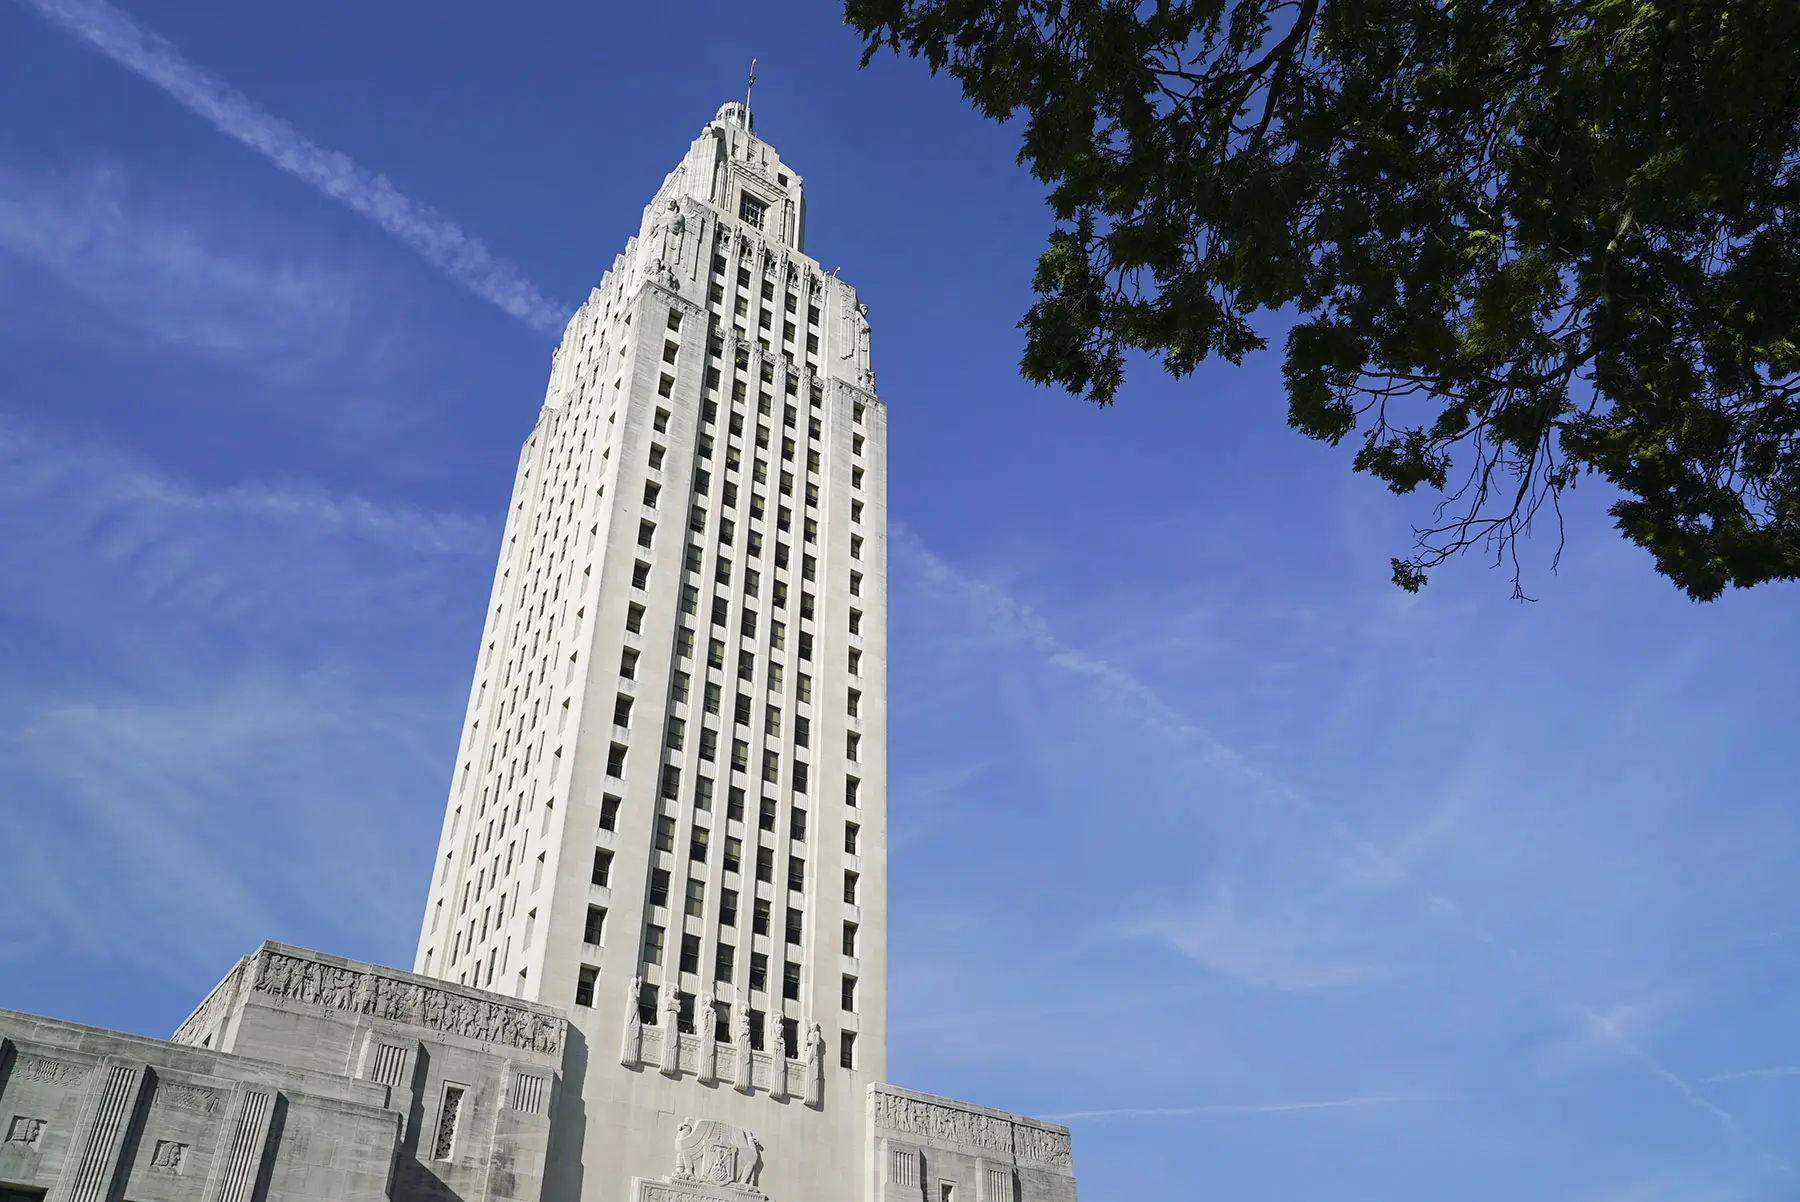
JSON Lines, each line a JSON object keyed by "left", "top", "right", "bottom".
{"left": 4, "top": 1116, "right": 46, "bottom": 1147}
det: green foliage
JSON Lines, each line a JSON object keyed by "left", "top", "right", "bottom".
{"left": 847, "top": 0, "right": 1800, "bottom": 598}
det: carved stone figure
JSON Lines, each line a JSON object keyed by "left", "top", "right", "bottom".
{"left": 660, "top": 984, "right": 683, "bottom": 1077}
{"left": 672, "top": 1118, "right": 763, "bottom": 1194}
{"left": 698, "top": 1001, "right": 718, "bottom": 1084}
{"left": 733, "top": 996, "right": 754, "bottom": 1094}
{"left": 622, "top": 975, "right": 643, "bottom": 1069}
{"left": 804, "top": 1021, "right": 826, "bottom": 1108}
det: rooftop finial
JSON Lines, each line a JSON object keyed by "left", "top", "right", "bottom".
{"left": 745, "top": 58, "right": 757, "bottom": 125}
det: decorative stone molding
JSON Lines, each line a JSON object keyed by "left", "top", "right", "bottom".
{"left": 171, "top": 958, "right": 245, "bottom": 1047}
{"left": 248, "top": 947, "right": 563, "bottom": 1056}
{"left": 870, "top": 1086, "right": 1074, "bottom": 1171}
{"left": 15, "top": 1056, "right": 88, "bottom": 1088}
{"left": 160, "top": 1084, "right": 220, "bottom": 1115}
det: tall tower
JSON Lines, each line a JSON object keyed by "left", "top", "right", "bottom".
{"left": 412, "top": 102, "right": 887, "bottom": 1199}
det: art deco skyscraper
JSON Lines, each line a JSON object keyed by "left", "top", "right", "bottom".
{"left": 411, "top": 101, "right": 887, "bottom": 1198}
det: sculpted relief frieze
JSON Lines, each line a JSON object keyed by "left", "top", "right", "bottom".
{"left": 14, "top": 1057, "right": 88, "bottom": 1088}
{"left": 251, "top": 949, "right": 563, "bottom": 1056}
{"left": 871, "top": 1089, "right": 1074, "bottom": 1171}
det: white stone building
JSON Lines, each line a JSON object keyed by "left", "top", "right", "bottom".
{"left": 0, "top": 103, "right": 1078, "bottom": 1202}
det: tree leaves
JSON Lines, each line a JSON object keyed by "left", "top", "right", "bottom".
{"left": 848, "top": 0, "right": 1800, "bottom": 598}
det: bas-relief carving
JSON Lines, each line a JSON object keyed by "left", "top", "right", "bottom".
{"left": 161, "top": 1084, "right": 220, "bottom": 1115}
{"left": 251, "top": 949, "right": 562, "bottom": 1056}
{"left": 672, "top": 1118, "right": 763, "bottom": 1194}
{"left": 14, "top": 1056, "right": 87, "bottom": 1088}
{"left": 150, "top": 1139, "right": 188, "bottom": 1172}
{"left": 172, "top": 961, "right": 242, "bottom": 1047}
{"left": 4, "top": 1115, "right": 46, "bottom": 1146}
{"left": 1011, "top": 1124, "right": 1075, "bottom": 1170}
{"left": 870, "top": 1090, "right": 1075, "bottom": 1170}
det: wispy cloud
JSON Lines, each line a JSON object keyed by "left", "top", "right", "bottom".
{"left": 1042, "top": 1096, "right": 1427, "bottom": 1122}
{"left": 0, "top": 161, "right": 358, "bottom": 365}
{"left": 1698, "top": 1067, "right": 1800, "bottom": 1085}
{"left": 18, "top": 0, "right": 569, "bottom": 333}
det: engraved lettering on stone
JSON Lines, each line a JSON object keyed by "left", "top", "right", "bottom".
{"left": 5, "top": 1116, "right": 46, "bottom": 1147}
{"left": 151, "top": 1139, "right": 188, "bottom": 1172}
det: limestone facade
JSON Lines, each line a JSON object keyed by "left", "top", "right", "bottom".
{"left": 0, "top": 102, "right": 1078, "bottom": 1202}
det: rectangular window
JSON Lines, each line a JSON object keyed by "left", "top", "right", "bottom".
{"left": 795, "top": 715, "right": 810, "bottom": 748}
{"left": 699, "top": 727, "right": 718, "bottom": 761}
{"left": 787, "top": 856, "right": 806, "bottom": 891}
{"left": 784, "top": 961, "right": 801, "bottom": 1001}
{"left": 606, "top": 743, "right": 627, "bottom": 777}
{"left": 848, "top": 610, "right": 862, "bottom": 635}
{"left": 750, "top": 953, "right": 768, "bottom": 992}
{"left": 754, "top": 899, "right": 771, "bottom": 936}
{"left": 661, "top": 764, "right": 682, "bottom": 799}
{"left": 846, "top": 777, "right": 860, "bottom": 807}
{"left": 791, "top": 808, "right": 807, "bottom": 841}
{"left": 738, "top": 194, "right": 767, "bottom": 228}
{"left": 632, "top": 560, "right": 651, "bottom": 589}
{"left": 842, "top": 920, "right": 858, "bottom": 957}
{"left": 690, "top": 827, "right": 710, "bottom": 863}
{"left": 686, "top": 877, "right": 706, "bottom": 917}
{"left": 655, "top": 815, "right": 676, "bottom": 852}
{"left": 736, "top": 693, "right": 754, "bottom": 726}
{"left": 672, "top": 670, "right": 691, "bottom": 704}
{"left": 705, "top": 681, "right": 723, "bottom": 714}
{"left": 638, "top": 520, "right": 656, "bottom": 549}
{"left": 844, "top": 870, "right": 859, "bottom": 905}
{"left": 600, "top": 795, "right": 621, "bottom": 831}
{"left": 840, "top": 1030, "right": 856, "bottom": 1069}
{"left": 715, "top": 942, "right": 736, "bottom": 980}
{"left": 760, "top": 797, "right": 778, "bottom": 831}
{"left": 614, "top": 695, "right": 633, "bottom": 727}
{"left": 649, "top": 869, "right": 671, "bottom": 908}
{"left": 850, "top": 571, "right": 862, "bottom": 597}
{"left": 763, "top": 749, "right": 780, "bottom": 783}
{"left": 847, "top": 732, "right": 861, "bottom": 761}
{"left": 584, "top": 905, "right": 607, "bottom": 944}
{"left": 575, "top": 968, "right": 597, "bottom": 1008}
{"left": 841, "top": 974, "right": 857, "bottom": 1011}
{"left": 786, "top": 909, "right": 803, "bottom": 945}
{"left": 848, "top": 649, "right": 861, "bottom": 675}
{"left": 847, "top": 689, "right": 861, "bottom": 717}
{"left": 626, "top": 603, "right": 645, "bottom": 634}
{"left": 724, "top": 836, "right": 743, "bottom": 874}
{"left": 681, "top": 933, "right": 701, "bottom": 975}
{"left": 798, "top": 674, "right": 812, "bottom": 704}
{"left": 721, "top": 887, "right": 739, "bottom": 925}
{"left": 665, "top": 716, "right": 685, "bottom": 748}
{"left": 756, "top": 846, "right": 774, "bottom": 883}
{"left": 592, "top": 848, "right": 613, "bottom": 886}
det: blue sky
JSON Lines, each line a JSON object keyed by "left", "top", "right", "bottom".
{"left": 3, "top": 2, "right": 1798, "bottom": 1199}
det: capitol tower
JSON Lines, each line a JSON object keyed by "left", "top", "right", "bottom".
{"left": 0, "top": 101, "right": 1077, "bottom": 1202}
{"left": 410, "top": 97, "right": 893, "bottom": 1197}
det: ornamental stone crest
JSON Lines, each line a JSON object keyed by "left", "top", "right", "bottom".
{"left": 672, "top": 1118, "right": 763, "bottom": 1195}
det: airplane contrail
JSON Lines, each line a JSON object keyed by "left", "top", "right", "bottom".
{"left": 19, "top": 0, "right": 570, "bottom": 333}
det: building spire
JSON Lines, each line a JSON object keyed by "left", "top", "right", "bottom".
{"left": 745, "top": 58, "right": 757, "bottom": 127}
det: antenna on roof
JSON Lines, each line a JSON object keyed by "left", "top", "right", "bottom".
{"left": 745, "top": 58, "right": 758, "bottom": 127}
